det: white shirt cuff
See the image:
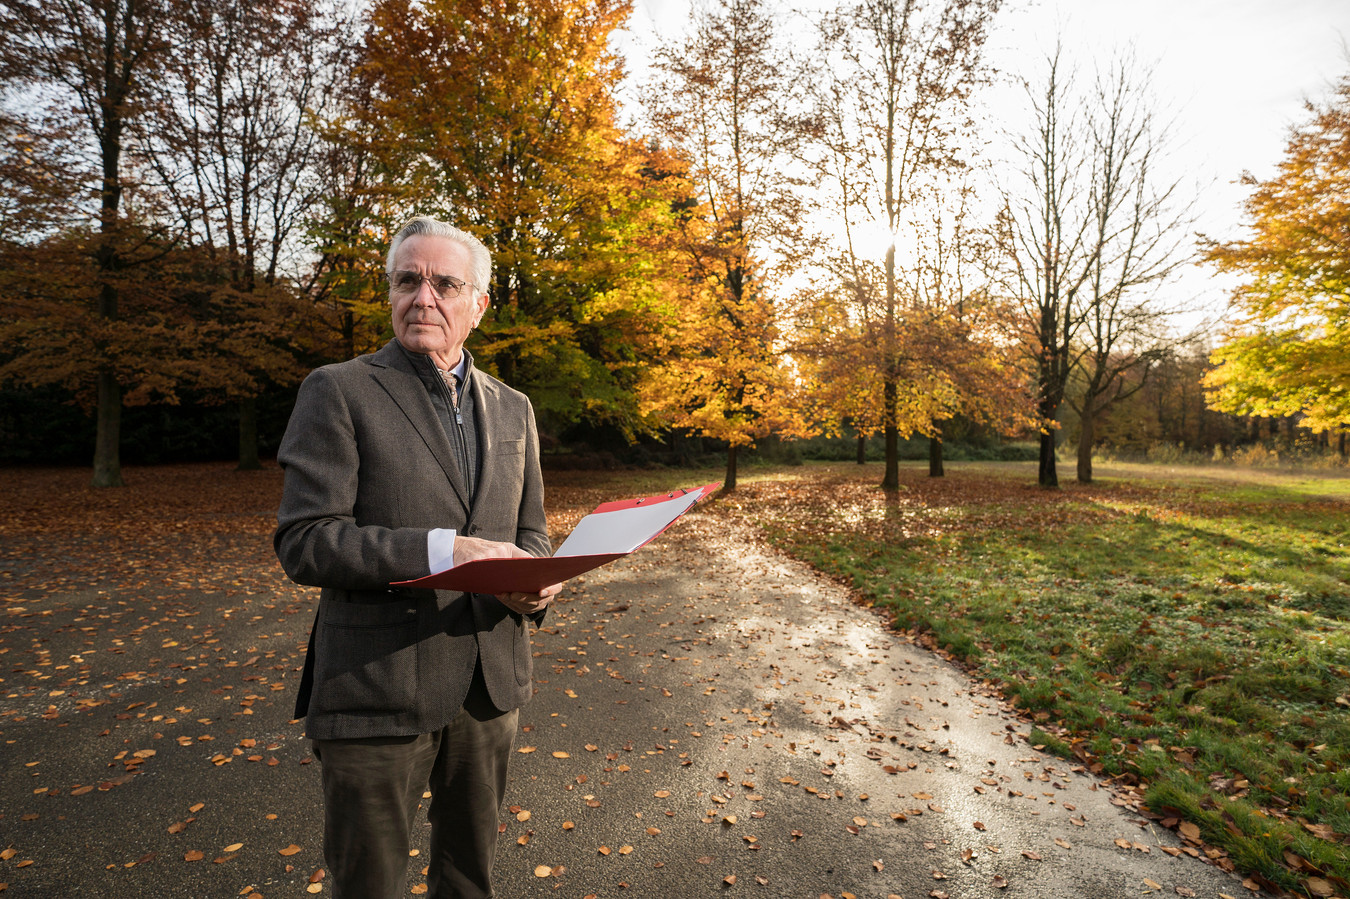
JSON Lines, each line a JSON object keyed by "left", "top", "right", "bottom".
{"left": 427, "top": 528, "right": 457, "bottom": 574}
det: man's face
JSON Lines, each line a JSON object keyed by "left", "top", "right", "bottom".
{"left": 389, "top": 234, "right": 489, "bottom": 369}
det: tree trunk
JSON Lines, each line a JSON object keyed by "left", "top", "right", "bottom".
{"left": 856, "top": 435, "right": 866, "bottom": 465}
{"left": 237, "top": 396, "right": 261, "bottom": 470}
{"left": 928, "top": 434, "right": 944, "bottom": 478}
{"left": 881, "top": 379, "right": 899, "bottom": 491}
{"left": 1339, "top": 430, "right": 1347, "bottom": 460}
{"left": 724, "top": 444, "right": 738, "bottom": 492}
{"left": 1038, "top": 430, "right": 1058, "bottom": 488}
{"left": 91, "top": 368, "right": 125, "bottom": 488}
{"left": 1076, "top": 411, "right": 1094, "bottom": 483}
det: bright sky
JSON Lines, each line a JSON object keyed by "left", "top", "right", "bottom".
{"left": 615, "top": 0, "right": 1350, "bottom": 332}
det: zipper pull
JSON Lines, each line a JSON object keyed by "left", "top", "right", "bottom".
{"left": 441, "top": 369, "right": 463, "bottom": 424}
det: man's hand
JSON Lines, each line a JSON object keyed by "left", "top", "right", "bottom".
{"left": 451, "top": 537, "right": 562, "bottom": 616}
{"left": 495, "top": 582, "right": 562, "bottom": 617}
{"left": 453, "top": 535, "right": 531, "bottom": 566}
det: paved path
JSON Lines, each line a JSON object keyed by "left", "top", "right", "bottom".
{"left": 0, "top": 510, "right": 1255, "bottom": 898}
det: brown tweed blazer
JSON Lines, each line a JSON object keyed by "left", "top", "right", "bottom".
{"left": 274, "top": 339, "right": 550, "bottom": 741}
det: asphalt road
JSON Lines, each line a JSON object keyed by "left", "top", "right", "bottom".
{"left": 1, "top": 509, "right": 1256, "bottom": 898}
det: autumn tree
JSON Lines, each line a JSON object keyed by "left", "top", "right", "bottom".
{"left": 313, "top": 0, "right": 683, "bottom": 441}
{"left": 140, "top": 0, "right": 353, "bottom": 468}
{"left": 0, "top": 109, "right": 84, "bottom": 238}
{"left": 904, "top": 184, "right": 1036, "bottom": 475}
{"left": 1087, "top": 340, "right": 1245, "bottom": 456}
{"left": 794, "top": 175, "right": 1033, "bottom": 477}
{"left": 0, "top": 0, "right": 173, "bottom": 486}
{"left": 0, "top": 224, "right": 248, "bottom": 429}
{"left": 805, "top": 0, "right": 1002, "bottom": 491}
{"left": 1203, "top": 68, "right": 1350, "bottom": 440}
{"left": 305, "top": 72, "right": 390, "bottom": 363}
{"left": 643, "top": 0, "right": 807, "bottom": 490}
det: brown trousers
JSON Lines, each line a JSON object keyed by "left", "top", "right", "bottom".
{"left": 312, "top": 667, "right": 517, "bottom": 899}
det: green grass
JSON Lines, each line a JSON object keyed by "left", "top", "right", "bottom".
{"left": 725, "top": 461, "right": 1350, "bottom": 895}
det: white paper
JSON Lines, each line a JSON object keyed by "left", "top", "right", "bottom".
{"left": 554, "top": 489, "right": 707, "bottom": 558}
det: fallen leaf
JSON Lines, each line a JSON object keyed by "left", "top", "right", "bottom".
{"left": 534, "top": 865, "right": 552, "bottom": 877}
{"left": 992, "top": 875, "right": 1008, "bottom": 889}
{"left": 224, "top": 843, "right": 243, "bottom": 853}
{"left": 552, "top": 751, "right": 570, "bottom": 759}
{"left": 1306, "top": 879, "right": 1334, "bottom": 898}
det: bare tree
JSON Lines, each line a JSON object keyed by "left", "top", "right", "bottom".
{"left": 1000, "top": 45, "right": 1195, "bottom": 486}
{"left": 997, "top": 46, "right": 1091, "bottom": 488}
{"left": 1070, "top": 55, "right": 1194, "bottom": 481}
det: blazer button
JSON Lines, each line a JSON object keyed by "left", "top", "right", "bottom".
{"left": 468, "top": 524, "right": 481, "bottom": 535}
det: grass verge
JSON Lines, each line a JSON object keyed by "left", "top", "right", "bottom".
{"left": 719, "top": 461, "right": 1350, "bottom": 897}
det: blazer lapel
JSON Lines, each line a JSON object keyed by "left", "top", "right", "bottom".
{"left": 369, "top": 341, "right": 472, "bottom": 512}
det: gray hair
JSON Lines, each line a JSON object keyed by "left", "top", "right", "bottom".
{"left": 386, "top": 215, "right": 491, "bottom": 294}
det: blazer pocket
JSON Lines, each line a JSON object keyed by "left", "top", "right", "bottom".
{"left": 313, "top": 598, "right": 419, "bottom": 717}
{"left": 513, "top": 615, "right": 532, "bottom": 687}
{"left": 494, "top": 437, "right": 525, "bottom": 455}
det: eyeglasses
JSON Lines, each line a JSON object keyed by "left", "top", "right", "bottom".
{"left": 384, "top": 270, "right": 476, "bottom": 299}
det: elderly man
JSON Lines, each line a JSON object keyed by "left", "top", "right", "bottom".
{"left": 274, "top": 215, "right": 561, "bottom": 899}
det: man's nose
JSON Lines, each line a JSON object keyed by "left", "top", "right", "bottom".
{"left": 414, "top": 279, "right": 438, "bottom": 304}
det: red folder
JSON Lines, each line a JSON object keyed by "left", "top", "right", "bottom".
{"left": 393, "top": 482, "right": 719, "bottom": 594}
